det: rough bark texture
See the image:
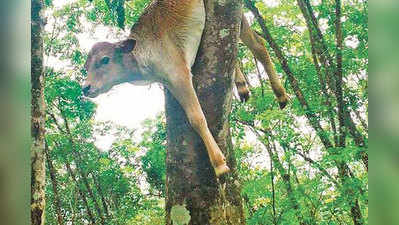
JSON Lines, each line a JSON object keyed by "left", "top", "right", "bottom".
{"left": 164, "top": 0, "right": 245, "bottom": 224}
{"left": 31, "top": 0, "right": 46, "bottom": 224}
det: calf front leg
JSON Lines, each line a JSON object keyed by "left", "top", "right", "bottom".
{"left": 166, "top": 67, "right": 230, "bottom": 177}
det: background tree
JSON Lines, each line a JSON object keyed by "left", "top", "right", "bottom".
{"left": 31, "top": 0, "right": 46, "bottom": 224}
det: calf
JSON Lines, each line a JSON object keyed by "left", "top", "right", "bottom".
{"left": 82, "top": 0, "right": 288, "bottom": 177}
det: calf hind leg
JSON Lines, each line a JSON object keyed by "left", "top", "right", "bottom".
{"left": 240, "top": 14, "right": 289, "bottom": 109}
{"left": 235, "top": 65, "right": 250, "bottom": 102}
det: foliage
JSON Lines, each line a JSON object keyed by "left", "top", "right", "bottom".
{"left": 140, "top": 114, "right": 167, "bottom": 196}
{"left": 40, "top": 0, "right": 367, "bottom": 224}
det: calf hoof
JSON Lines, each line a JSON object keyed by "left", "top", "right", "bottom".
{"left": 279, "top": 100, "right": 287, "bottom": 109}
{"left": 214, "top": 164, "right": 230, "bottom": 177}
{"left": 240, "top": 91, "right": 250, "bottom": 103}
{"left": 278, "top": 95, "right": 289, "bottom": 109}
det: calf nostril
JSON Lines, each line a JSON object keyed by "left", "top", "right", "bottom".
{"left": 82, "top": 85, "right": 91, "bottom": 96}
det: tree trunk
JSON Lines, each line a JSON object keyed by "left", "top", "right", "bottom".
{"left": 334, "top": 0, "right": 346, "bottom": 147}
{"left": 64, "top": 160, "right": 96, "bottom": 224}
{"left": 298, "top": 0, "right": 368, "bottom": 170}
{"left": 164, "top": 0, "right": 245, "bottom": 224}
{"left": 93, "top": 175, "right": 111, "bottom": 220}
{"left": 61, "top": 115, "right": 106, "bottom": 225}
{"left": 252, "top": 128, "right": 307, "bottom": 225}
{"left": 31, "top": 0, "right": 46, "bottom": 224}
{"left": 269, "top": 147, "right": 277, "bottom": 225}
{"left": 44, "top": 142, "right": 64, "bottom": 225}
{"left": 70, "top": 191, "right": 76, "bottom": 225}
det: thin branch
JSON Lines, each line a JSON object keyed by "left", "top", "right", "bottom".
{"left": 254, "top": 57, "right": 265, "bottom": 97}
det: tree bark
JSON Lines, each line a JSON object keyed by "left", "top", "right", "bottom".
{"left": 164, "top": 0, "right": 245, "bottom": 224}
{"left": 44, "top": 142, "right": 64, "bottom": 225}
{"left": 334, "top": 0, "right": 346, "bottom": 148}
{"left": 31, "top": 0, "right": 46, "bottom": 224}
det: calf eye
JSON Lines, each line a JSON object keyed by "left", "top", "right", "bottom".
{"left": 100, "top": 56, "right": 110, "bottom": 65}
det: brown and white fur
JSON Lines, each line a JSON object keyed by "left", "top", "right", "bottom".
{"left": 82, "top": 0, "right": 288, "bottom": 177}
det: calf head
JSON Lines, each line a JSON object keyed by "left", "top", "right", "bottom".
{"left": 82, "top": 39, "right": 139, "bottom": 97}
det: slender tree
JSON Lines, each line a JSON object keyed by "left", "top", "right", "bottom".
{"left": 31, "top": 0, "right": 46, "bottom": 223}
{"left": 92, "top": 175, "right": 111, "bottom": 220}
{"left": 252, "top": 128, "right": 308, "bottom": 225}
{"left": 243, "top": 0, "right": 365, "bottom": 224}
{"left": 297, "top": 0, "right": 368, "bottom": 170}
{"left": 64, "top": 157, "right": 96, "bottom": 224}
{"left": 62, "top": 114, "right": 106, "bottom": 225}
{"left": 44, "top": 142, "right": 64, "bottom": 225}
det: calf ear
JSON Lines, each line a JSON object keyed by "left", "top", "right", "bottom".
{"left": 117, "top": 39, "right": 136, "bottom": 53}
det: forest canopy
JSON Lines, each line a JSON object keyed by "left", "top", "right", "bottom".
{"left": 37, "top": 0, "right": 368, "bottom": 224}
